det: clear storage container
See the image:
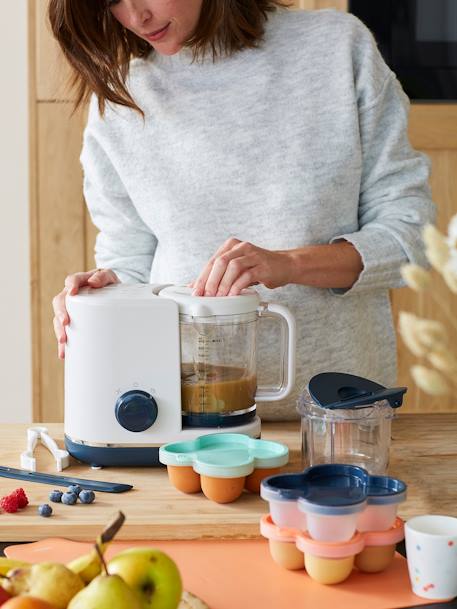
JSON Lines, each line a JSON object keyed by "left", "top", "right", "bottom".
{"left": 297, "top": 373, "right": 407, "bottom": 475}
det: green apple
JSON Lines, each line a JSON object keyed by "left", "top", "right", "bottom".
{"left": 108, "top": 548, "right": 182, "bottom": 609}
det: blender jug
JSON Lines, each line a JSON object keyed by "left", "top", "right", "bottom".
{"left": 158, "top": 286, "right": 296, "bottom": 427}
{"left": 297, "top": 373, "right": 407, "bottom": 474}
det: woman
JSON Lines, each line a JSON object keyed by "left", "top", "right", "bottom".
{"left": 50, "top": 0, "right": 435, "bottom": 419}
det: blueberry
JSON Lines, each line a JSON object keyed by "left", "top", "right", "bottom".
{"left": 61, "top": 491, "right": 78, "bottom": 505}
{"left": 79, "top": 490, "right": 95, "bottom": 504}
{"left": 68, "top": 484, "right": 82, "bottom": 496}
{"left": 38, "top": 504, "right": 53, "bottom": 517}
{"left": 49, "top": 489, "right": 63, "bottom": 503}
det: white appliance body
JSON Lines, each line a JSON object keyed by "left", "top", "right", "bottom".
{"left": 64, "top": 284, "right": 261, "bottom": 466}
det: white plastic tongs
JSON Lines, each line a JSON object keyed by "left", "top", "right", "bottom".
{"left": 20, "top": 426, "right": 70, "bottom": 472}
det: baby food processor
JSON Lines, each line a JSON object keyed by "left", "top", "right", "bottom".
{"left": 297, "top": 372, "right": 407, "bottom": 474}
{"left": 64, "top": 284, "right": 296, "bottom": 466}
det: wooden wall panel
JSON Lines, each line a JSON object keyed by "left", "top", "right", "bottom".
{"left": 409, "top": 105, "right": 457, "bottom": 151}
{"left": 36, "top": 0, "right": 74, "bottom": 101}
{"left": 37, "top": 104, "right": 86, "bottom": 421}
{"left": 29, "top": 0, "right": 41, "bottom": 421}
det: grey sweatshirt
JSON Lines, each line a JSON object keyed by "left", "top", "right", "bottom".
{"left": 80, "top": 8, "right": 435, "bottom": 420}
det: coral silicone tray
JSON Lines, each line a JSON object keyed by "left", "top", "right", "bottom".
{"left": 260, "top": 513, "right": 405, "bottom": 584}
{"left": 159, "top": 433, "right": 289, "bottom": 503}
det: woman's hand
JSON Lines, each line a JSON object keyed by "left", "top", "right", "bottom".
{"left": 191, "top": 238, "right": 294, "bottom": 297}
{"left": 52, "top": 268, "right": 119, "bottom": 359}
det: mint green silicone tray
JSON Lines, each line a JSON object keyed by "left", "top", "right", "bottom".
{"left": 159, "top": 433, "right": 289, "bottom": 478}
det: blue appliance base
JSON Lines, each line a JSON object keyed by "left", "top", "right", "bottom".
{"left": 64, "top": 435, "right": 161, "bottom": 468}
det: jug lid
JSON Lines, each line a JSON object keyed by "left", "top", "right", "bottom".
{"left": 158, "top": 285, "right": 260, "bottom": 317}
{"left": 308, "top": 372, "right": 407, "bottom": 410}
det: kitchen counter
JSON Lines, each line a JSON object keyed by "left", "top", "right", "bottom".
{"left": 0, "top": 414, "right": 456, "bottom": 542}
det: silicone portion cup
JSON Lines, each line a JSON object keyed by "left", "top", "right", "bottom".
{"left": 301, "top": 505, "right": 366, "bottom": 543}
{"left": 200, "top": 475, "right": 246, "bottom": 503}
{"left": 357, "top": 475, "right": 407, "bottom": 532}
{"left": 268, "top": 499, "right": 307, "bottom": 531}
{"left": 269, "top": 539, "right": 305, "bottom": 570}
{"left": 167, "top": 465, "right": 201, "bottom": 494}
{"left": 297, "top": 530, "right": 365, "bottom": 585}
{"left": 355, "top": 517, "right": 405, "bottom": 573}
{"left": 260, "top": 514, "right": 305, "bottom": 570}
{"left": 244, "top": 467, "right": 282, "bottom": 494}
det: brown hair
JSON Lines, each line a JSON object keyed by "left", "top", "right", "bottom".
{"left": 48, "top": 0, "right": 288, "bottom": 116}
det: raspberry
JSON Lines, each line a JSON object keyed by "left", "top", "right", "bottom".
{"left": 0, "top": 495, "right": 19, "bottom": 513}
{"left": 11, "top": 488, "right": 29, "bottom": 509}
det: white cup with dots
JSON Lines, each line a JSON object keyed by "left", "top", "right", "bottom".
{"left": 405, "top": 515, "right": 457, "bottom": 600}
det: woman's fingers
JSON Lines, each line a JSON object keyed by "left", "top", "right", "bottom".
{"left": 53, "top": 315, "right": 65, "bottom": 343}
{"left": 52, "top": 289, "right": 69, "bottom": 327}
{"left": 52, "top": 290, "right": 68, "bottom": 359}
{"left": 87, "top": 268, "right": 119, "bottom": 288}
{"left": 53, "top": 268, "right": 119, "bottom": 359}
{"left": 192, "top": 237, "right": 241, "bottom": 296}
{"left": 212, "top": 255, "right": 253, "bottom": 297}
{"left": 228, "top": 271, "right": 259, "bottom": 296}
{"left": 64, "top": 270, "right": 95, "bottom": 295}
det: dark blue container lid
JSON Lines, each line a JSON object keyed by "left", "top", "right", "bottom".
{"left": 366, "top": 475, "right": 407, "bottom": 505}
{"left": 260, "top": 471, "right": 310, "bottom": 502}
{"left": 260, "top": 464, "right": 407, "bottom": 513}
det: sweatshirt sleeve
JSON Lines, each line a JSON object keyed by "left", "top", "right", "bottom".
{"left": 80, "top": 100, "right": 157, "bottom": 284}
{"left": 330, "top": 18, "right": 436, "bottom": 295}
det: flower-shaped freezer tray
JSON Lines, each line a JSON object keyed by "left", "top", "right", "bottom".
{"left": 159, "top": 433, "right": 289, "bottom": 503}
{"left": 261, "top": 464, "right": 407, "bottom": 541}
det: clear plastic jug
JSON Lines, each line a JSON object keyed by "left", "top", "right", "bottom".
{"left": 159, "top": 286, "right": 296, "bottom": 427}
{"left": 297, "top": 373, "right": 407, "bottom": 474}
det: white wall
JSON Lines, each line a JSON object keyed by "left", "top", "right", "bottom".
{"left": 0, "top": 1, "right": 32, "bottom": 422}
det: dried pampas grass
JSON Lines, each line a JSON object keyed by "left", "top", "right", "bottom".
{"left": 411, "top": 365, "right": 450, "bottom": 396}
{"left": 400, "top": 215, "right": 457, "bottom": 398}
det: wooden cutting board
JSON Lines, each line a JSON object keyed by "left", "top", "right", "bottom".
{"left": 1, "top": 416, "right": 456, "bottom": 542}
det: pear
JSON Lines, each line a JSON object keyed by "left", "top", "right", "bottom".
{"left": 4, "top": 563, "right": 84, "bottom": 609}
{"left": 67, "top": 573, "right": 143, "bottom": 609}
{"left": 67, "top": 511, "right": 125, "bottom": 584}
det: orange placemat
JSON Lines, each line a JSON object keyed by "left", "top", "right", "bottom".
{"left": 5, "top": 538, "right": 443, "bottom": 609}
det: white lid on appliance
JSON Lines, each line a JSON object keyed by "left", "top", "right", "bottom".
{"left": 158, "top": 285, "right": 260, "bottom": 317}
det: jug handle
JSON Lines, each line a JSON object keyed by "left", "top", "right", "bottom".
{"left": 254, "top": 303, "right": 296, "bottom": 402}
